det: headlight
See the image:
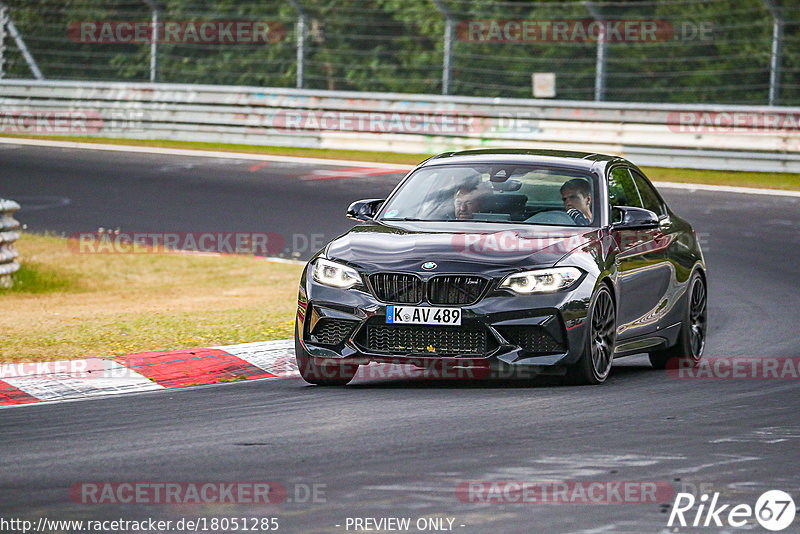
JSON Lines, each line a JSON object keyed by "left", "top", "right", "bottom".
{"left": 499, "top": 267, "right": 582, "bottom": 294}
{"left": 313, "top": 258, "right": 362, "bottom": 289}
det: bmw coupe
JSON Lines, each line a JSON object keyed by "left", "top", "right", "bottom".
{"left": 294, "top": 149, "right": 707, "bottom": 385}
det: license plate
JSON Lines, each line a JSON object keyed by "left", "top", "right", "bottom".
{"left": 386, "top": 305, "right": 462, "bottom": 326}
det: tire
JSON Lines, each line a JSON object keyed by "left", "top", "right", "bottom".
{"left": 567, "top": 284, "right": 616, "bottom": 385}
{"left": 295, "top": 320, "right": 358, "bottom": 386}
{"left": 649, "top": 271, "right": 707, "bottom": 370}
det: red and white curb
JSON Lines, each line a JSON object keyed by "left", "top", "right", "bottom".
{"left": 0, "top": 340, "right": 296, "bottom": 407}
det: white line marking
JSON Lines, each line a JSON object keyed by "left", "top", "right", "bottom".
{"left": 670, "top": 454, "right": 759, "bottom": 475}
{"left": 1, "top": 136, "right": 797, "bottom": 197}
{"left": 6, "top": 195, "right": 72, "bottom": 211}
{"left": 0, "top": 136, "right": 415, "bottom": 170}
{"left": 653, "top": 180, "right": 800, "bottom": 198}
{"left": 148, "top": 249, "right": 305, "bottom": 265}
{"left": 255, "top": 256, "right": 305, "bottom": 265}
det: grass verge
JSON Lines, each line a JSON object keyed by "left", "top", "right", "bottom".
{"left": 3, "top": 134, "right": 800, "bottom": 191}
{"left": 0, "top": 233, "right": 303, "bottom": 364}
{"left": 640, "top": 166, "right": 800, "bottom": 191}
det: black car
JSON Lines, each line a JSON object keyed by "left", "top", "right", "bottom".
{"left": 295, "top": 149, "right": 707, "bottom": 385}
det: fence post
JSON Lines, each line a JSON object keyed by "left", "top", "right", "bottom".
{"left": 585, "top": 2, "right": 606, "bottom": 102}
{"left": 5, "top": 12, "right": 42, "bottom": 79}
{"left": 432, "top": 0, "right": 454, "bottom": 95}
{"left": 0, "top": 199, "right": 21, "bottom": 289}
{"left": 288, "top": 0, "right": 307, "bottom": 89}
{"left": 763, "top": 0, "right": 783, "bottom": 106}
{"left": 143, "top": 0, "right": 161, "bottom": 83}
{"left": 0, "top": 3, "right": 7, "bottom": 79}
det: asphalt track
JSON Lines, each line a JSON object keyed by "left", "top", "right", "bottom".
{"left": 2, "top": 144, "right": 800, "bottom": 533}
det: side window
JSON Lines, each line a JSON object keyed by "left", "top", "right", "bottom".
{"left": 608, "top": 167, "right": 642, "bottom": 208}
{"left": 608, "top": 167, "right": 642, "bottom": 224}
{"left": 631, "top": 171, "right": 665, "bottom": 217}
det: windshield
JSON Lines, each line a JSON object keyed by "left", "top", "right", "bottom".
{"left": 378, "top": 164, "right": 599, "bottom": 226}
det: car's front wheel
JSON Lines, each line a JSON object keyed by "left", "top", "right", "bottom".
{"left": 295, "top": 321, "right": 358, "bottom": 385}
{"left": 567, "top": 284, "right": 616, "bottom": 385}
{"left": 649, "top": 271, "right": 706, "bottom": 369}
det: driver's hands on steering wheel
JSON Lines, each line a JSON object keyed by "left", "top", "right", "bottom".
{"left": 566, "top": 208, "right": 591, "bottom": 226}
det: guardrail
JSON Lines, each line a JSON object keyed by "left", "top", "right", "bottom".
{"left": 1, "top": 80, "right": 799, "bottom": 172}
{"left": 0, "top": 199, "right": 21, "bottom": 288}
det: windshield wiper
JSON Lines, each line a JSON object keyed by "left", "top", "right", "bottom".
{"left": 381, "top": 218, "right": 524, "bottom": 223}
{"left": 381, "top": 217, "right": 443, "bottom": 222}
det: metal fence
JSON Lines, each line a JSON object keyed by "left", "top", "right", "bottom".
{"left": 0, "top": 198, "right": 20, "bottom": 288}
{"left": 1, "top": 80, "right": 799, "bottom": 172}
{"left": 0, "top": 0, "right": 798, "bottom": 106}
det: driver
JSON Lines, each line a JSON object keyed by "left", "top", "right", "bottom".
{"left": 454, "top": 180, "right": 491, "bottom": 220}
{"left": 560, "top": 178, "right": 593, "bottom": 226}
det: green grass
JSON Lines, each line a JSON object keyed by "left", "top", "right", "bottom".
{"left": 1, "top": 262, "right": 78, "bottom": 294}
{"left": 3, "top": 133, "right": 799, "bottom": 191}
{"left": 641, "top": 167, "right": 800, "bottom": 191}
{"left": 0, "top": 233, "right": 303, "bottom": 363}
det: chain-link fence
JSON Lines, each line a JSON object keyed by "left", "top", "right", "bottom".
{"left": 0, "top": 0, "right": 797, "bottom": 105}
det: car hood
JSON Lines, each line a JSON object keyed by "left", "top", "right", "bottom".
{"left": 325, "top": 220, "right": 600, "bottom": 274}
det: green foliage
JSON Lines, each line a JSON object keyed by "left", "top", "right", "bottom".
{"left": 2, "top": 0, "right": 797, "bottom": 104}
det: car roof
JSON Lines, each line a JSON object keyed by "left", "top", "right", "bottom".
{"left": 418, "top": 148, "right": 626, "bottom": 172}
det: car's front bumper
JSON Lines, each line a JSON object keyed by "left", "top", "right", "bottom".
{"left": 296, "top": 266, "right": 595, "bottom": 376}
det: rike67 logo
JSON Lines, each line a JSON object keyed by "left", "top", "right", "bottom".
{"left": 668, "top": 490, "right": 796, "bottom": 531}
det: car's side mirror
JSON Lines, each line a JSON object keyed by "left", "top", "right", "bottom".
{"left": 346, "top": 198, "right": 384, "bottom": 221}
{"left": 611, "top": 206, "right": 659, "bottom": 229}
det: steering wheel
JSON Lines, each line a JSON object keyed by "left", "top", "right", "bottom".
{"left": 525, "top": 209, "right": 576, "bottom": 225}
